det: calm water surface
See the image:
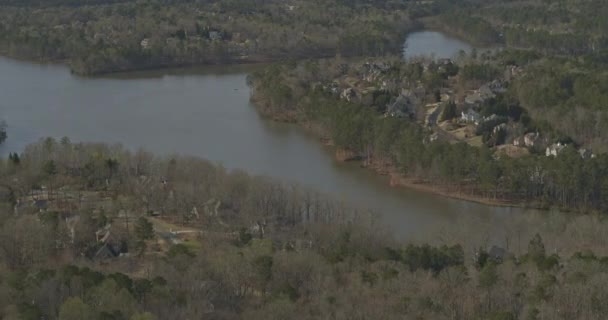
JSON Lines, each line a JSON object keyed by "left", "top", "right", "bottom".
{"left": 0, "top": 32, "right": 536, "bottom": 238}
{"left": 404, "top": 30, "right": 473, "bottom": 59}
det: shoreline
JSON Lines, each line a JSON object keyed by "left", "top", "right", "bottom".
{"left": 256, "top": 103, "right": 548, "bottom": 211}
{"left": 345, "top": 152, "right": 533, "bottom": 209}
{"left": 0, "top": 21, "right": 420, "bottom": 76}
{"left": 0, "top": 45, "right": 405, "bottom": 77}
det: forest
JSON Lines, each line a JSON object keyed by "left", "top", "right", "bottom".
{"left": 0, "top": 0, "right": 416, "bottom": 74}
{"left": 1, "top": 0, "right": 606, "bottom": 74}
{"left": 1, "top": 139, "right": 608, "bottom": 319}
{"left": 432, "top": 0, "right": 608, "bottom": 55}
{"left": 2, "top": 0, "right": 608, "bottom": 319}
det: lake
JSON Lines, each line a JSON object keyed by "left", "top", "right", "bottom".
{"left": 404, "top": 30, "right": 473, "bottom": 60}
{"left": 0, "top": 32, "right": 539, "bottom": 239}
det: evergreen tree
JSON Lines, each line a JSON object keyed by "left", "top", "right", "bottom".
{"left": 135, "top": 217, "right": 154, "bottom": 241}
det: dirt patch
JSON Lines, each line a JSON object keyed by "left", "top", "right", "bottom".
{"left": 495, "top": 144, "right": 530, "bottom": 158}
{"left": 335, "top": 148, "right": 362, "bottom": 162}
{"left": 387, "top": 173, "right": 519, "bottom": 207}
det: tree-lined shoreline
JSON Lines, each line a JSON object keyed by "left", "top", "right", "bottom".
{"left": 247, "top": 56, "right": 608, "bottom": 214}
{"left": 0, "top": 0, "right": 417, "bottom": 75}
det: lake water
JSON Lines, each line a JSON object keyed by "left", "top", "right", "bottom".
{"left": 0, "top": 32, "right": 538, "bottom": 239}
{"left": 404, "top": 30, "right": 473, "bottom": 60}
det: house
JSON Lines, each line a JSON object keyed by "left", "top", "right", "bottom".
{"left": 159, "top": 232, "right": 181, "bottom": 245}
{"left": 140, "top": 38, "right": 151, "bottom": 50}
{"left": 380, "top": 79, "right": 399, "bottom": 92}
{"left": 483, "top": 114, "right": 499, "bottom": 122}
{"left": 166, "top": 37, "right": 179, "bottom": 46}
{"left": 524, "top": 132, "right": 539, "bottom": 147}
{"left": 34, "top": 199, "right": 48, "bottom": 212}
{"left": 250, "top": 220, "right": 267, "bottom": 238}
{"left": 474, "top": 245, "right": 509, "bottom": 266}
{"left": 95, "top": 224, "right": 112, "bottom": 243}
{"left": 513, "top": 132, "right": 539, "bottom": 147}
{"left": 423, "top": 132, "right": 439, "bottom": 144}
{"left": 386, "top": 93, "right": 417, "bottom": 118}
{"left": 65, "top": 214, "right": 80, "bottom": 244}
{"left": 191, "top": 206, "right": 200, "bottom": 219}
{"left": 209, "top": 31, "right": 223, "bottom": 41}
{"left": 93, "top": 243, "right": 119, "bottom": 261}
{"left": 465, "top": 91, "right": 485, "bottom": 105}
{"left": 488, "top": 80, "right": 507, "bottom": 94}
{"left": 513, "top": 136, "right": 523, "bottom": 147}
{"left": 204, "top": 198, "right": 222, "bottom": 217}
{"left": 461, "top": 108, "right": 481, "bottom": 124}
{"left": 479, "top": 84, "right": 497, "bottom": 99}
{"left": 425, "top": 103, "right": 442, "bottom": 126}
{"left": 504, "top": 65, "right": 524, "bottom": 81}
{"left": 340, "top": 88, "right": 357, "bottom": 102}
{"left": 488, "top": 245, "right": 508, "bottom": 263}
{"left": 465, "top": 83, "right": 499, "bottom": 105}
{"left": 362, "top": 62, "right": 391, "bottom": 82}
{"left": 493, "top": 123, "right": 507, "bottom": 134}
{"left": 322, "top": 81, "right": 340, "bottom": 95}
{"left": 437, "top": 58, "right": 455, "bottom": 73}
{"left": 440, "top": 93, "right": 452, "bottom": 103}
{"left": 546, "top": 142, "right": 566, "bottom": 157}
{"left": 437, "top": 58, "right": 453, "bottom": 65}
{"left": 579, "top": 148, "right": 595, "bottom": 159}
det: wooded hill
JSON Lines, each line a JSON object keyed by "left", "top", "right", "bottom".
{"left": 2, "top": 139, "right": 608, "bottom": 319}
{"left": 0, "top": 0, "right": 416, "bottom": 74}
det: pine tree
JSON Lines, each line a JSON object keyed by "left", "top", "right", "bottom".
{"left": 135, "top": 217, "right": 154, "bottom": 241}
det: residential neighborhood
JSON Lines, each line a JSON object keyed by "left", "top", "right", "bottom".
{"left": 314, "top": 57, "right": 593, "bottom": 159}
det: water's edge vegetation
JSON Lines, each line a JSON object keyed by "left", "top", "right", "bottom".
{"left": 247, "top": 57, "right": 608, "bottom": 214}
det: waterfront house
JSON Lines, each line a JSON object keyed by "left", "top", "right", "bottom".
{"left": 209, "top": 31, "right": 223, "bottom": 41}
{"left": 387, "top": 93, "right": 417, "bottom": 118}
{"left": 140, "top": 38, "right": 151, "bottom": 49}
{"left": 93, "top": 243, "right": 119, "bottom": 261}
{"left": 461, "top": 108, "right": 481, "bottom": 124}
{"left": 524, "top": 132, "right": 539, "bottom": 147}
{"left": 546, "top": 142, "right": 566, "bottom": 157}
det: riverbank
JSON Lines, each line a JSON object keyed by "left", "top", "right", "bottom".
{"left": 327, "top": 140, "right": 533, "bottom": 209}
{"left": 0, "top": 48, "right": 397, "bottom": 77}
{"left": 70, "top": 51, "right": 349, "bottom": 76}
{"left": 0, "top": 31, "right": 414, "bottom": 76}
{"left": 248, "top": 57, "right": 567, "bottom": 212}
{"left": 270, "top": 107, "right": 534, "bottom": 209}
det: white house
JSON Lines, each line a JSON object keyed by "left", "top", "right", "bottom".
{"left": 140, "top": 38, "right": 151, "bottom": 49}
{"left": 461, "top": 108, "right": 481, "bottom": 124}
{"left": 546, "top": 142, "right": 566, "bottom": 157}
